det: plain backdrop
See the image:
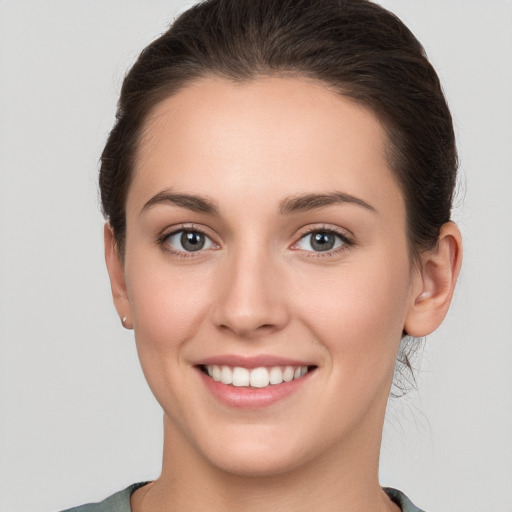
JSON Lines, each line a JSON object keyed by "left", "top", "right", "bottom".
{"left": 1, "top": 1, "right": 511, "bottom": 511}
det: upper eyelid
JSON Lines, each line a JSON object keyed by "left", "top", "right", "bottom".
{"left": 294, "top": 224, "right": 354, "bottom": 241}
{"left": 158, "top": 224, "right": 219, "bottom": 248}
{"left": 158, "top": 227, "right": 220, "bottom": 258}
{"left": 160, "top": 223, "right": 215, "bottom": 239}
{"left": 290, "top": 225, "right": 355, "bottom": 253}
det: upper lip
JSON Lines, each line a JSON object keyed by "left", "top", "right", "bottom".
{"left": 196, "top": 355, "right": 315, "bottom": 369}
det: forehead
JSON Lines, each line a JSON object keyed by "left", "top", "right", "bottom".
{"left": 128, "top": 76, "right": 403, "bottom": 215}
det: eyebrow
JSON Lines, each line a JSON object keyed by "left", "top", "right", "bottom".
{"left": 140, "top": 189, "right": 376, "bottom": 216}
{"left": 279, "top": 192, "right": 377, "bottom": 215}
{"left": 141, "top": 190, "right": 220, "bottom": 215}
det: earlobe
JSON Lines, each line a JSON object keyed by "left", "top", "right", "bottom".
{"left": 404, "top": 222, "right": 463, "bottom": 337}
{"left": 104, "top": 224, "right": 133, "bottom": 329}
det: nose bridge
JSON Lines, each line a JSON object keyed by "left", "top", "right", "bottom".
{"left": 213, "top": 239, "right": 288, "bottom": 337}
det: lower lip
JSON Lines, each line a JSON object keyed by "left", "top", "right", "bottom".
{"left": 197, "top": 368, "right": 314, "bottom": 409}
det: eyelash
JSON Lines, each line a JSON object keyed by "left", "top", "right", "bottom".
{"left": 157, "top": 224, "right": 218, "bottom": 258}
{"left": 157, "top": 224, "right": 354, "bottom": 258}
{"left": 291, "top": 225, "right": 354, "bottom": 258}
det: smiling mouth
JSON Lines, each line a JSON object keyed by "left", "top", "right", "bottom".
{"left": 200, "top": 364, "right": 316, "bottom": 389}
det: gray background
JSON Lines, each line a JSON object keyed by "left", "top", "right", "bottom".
{"left": 1, "top": 1, "right": 511, "bottom": 511}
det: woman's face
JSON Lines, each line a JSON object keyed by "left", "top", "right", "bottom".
{"left": 113, "top": 77, "right": 424, "bottom": 475}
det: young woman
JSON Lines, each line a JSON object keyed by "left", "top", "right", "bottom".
{"left": 63, "top": 0, "right": 462, "bottom": 510}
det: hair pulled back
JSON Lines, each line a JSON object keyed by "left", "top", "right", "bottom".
{"left": 100, "top": 0, "right": 457, "bottom": 262}
{"left": 100, "top": 0, "right": 457, "bottom": 261}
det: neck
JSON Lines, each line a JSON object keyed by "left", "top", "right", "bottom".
{"left": 133, "top": 412, "right": 399, "bottom": 512}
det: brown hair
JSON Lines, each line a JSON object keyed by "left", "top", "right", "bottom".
{"left": 100, "top": 0, "right": 457, "bottom": 260}
{"left": 99, "top": 0, "right": 457, "bottom": 393}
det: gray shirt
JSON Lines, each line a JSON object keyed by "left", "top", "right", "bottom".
{"left": 59, "top": 483, "right": 426, "bottom": 512}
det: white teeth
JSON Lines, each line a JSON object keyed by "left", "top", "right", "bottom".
{"left": 220, "top": 365, "right": 233, "bottom": 385}
{"left": 282, "top": 366, "right": 295, "bottom": 382}
{"left": 269, "top": 366, "right": 284, "bottom": 385}
{"left": 250, "top": 367, "right": 270, "bottom": 388}
{"left": 205, "top": 364, "right": 311, "bottom": 388}
{"left": 232, "top": 367, "right": 250, "bottom": 387}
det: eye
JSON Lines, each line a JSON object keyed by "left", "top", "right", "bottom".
{"left": 165, "top": 229, "right": 215, "bottom": 253}
{"left": 295, "top": 230, "right": 346, "bottom": 252}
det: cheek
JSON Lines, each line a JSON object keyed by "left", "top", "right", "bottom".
{"left": 295, "top": 250, "right": 412, "bottom": 375}
{"left": 123, "top": 251, "right": 219, "bottom": 419}
{"left": 124, "top": 250, "right": 214, "bottom": 357}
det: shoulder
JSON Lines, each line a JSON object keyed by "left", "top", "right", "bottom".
{"left": 59, "top": 483, "right": 149, "bottom": 512}
{"left": 384, "top": 488, "right": 426, "bottom": 512}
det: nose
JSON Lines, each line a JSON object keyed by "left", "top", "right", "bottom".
{"left": 212, "top": 247, "right": 290, "bottom": 339}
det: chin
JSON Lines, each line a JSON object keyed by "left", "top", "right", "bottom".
{"left": 205, "top": 444, "right": 309, "bottom": 477}
{"left": 190, "top": 424, "right": 321, "bottom": 478}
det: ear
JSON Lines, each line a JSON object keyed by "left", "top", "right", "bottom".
{"left": 404, "top": 222, "right": 463, "bottom": 337}
{"left": 104, "top": 223, "right": 133, "bottom": 329}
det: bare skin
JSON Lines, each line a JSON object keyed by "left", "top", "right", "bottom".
{"left": 105, "top": 77, "right": 462, "bottom": 512}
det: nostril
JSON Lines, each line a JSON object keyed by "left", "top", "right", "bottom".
{"left": 216, "top": 320, "right": 283, "bottom": 339}
{"left": 256, "top": 324, "right": 277, "bottom": 333}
